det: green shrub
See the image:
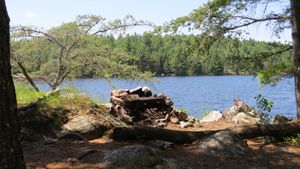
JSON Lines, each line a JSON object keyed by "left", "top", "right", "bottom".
{"left": 255, "top": 94, "right": 273, "bottom": 122}
{"left": 284, "top": 134, "right": 300, "bottom": 145}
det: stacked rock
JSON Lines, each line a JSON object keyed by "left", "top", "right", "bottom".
{"left": 109, "top": 86, "right": 188, "bottom": 127}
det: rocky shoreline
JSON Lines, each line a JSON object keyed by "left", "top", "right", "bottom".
{"left": 18, "top": 86, "right": 299, "bottom": 169}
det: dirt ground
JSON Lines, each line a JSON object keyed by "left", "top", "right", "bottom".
{"left": 23, "top": 121, "right": 300, "bottom": 169}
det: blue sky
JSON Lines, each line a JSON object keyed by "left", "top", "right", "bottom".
{"left": 6, "top": 0, "right": 203, "bottom": 26}
{"left": 6, "top": 0, "right": 291, "bottom": 42}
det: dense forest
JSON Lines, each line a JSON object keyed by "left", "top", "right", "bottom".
{"left": 11, "top": 29, "right": 292, "bottom": 79}
{"left": 113, "top": 34, "right": 292, "bottom": 76}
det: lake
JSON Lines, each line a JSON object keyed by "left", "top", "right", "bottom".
{"left": 38, "top": 76, "right": 296, "bottom": 118}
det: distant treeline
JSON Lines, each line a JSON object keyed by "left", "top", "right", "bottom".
{"left": 12, "top": 31, "right": 292, "bottom": 78}
{"left": 111, "top": 33, "right": 292, "bottom": 76}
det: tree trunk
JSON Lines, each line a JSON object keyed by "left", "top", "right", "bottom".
{"left": 17, "top": 61, "right": 39, "bottom": 92}
{"left": 0, "top": 0, "right": 27, "bottom": 168}
{"left": 112, "top": 121, "right": 300, "bottom": 144}
{"left": 291, "top": 0, "right": 300, "bottom": 118}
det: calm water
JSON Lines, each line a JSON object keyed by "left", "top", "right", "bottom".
{"left": 38, "top": 76, "right": 296, "bottom": 118}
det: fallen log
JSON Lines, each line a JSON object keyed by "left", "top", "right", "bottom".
{"left": 112, "top": 126, "right": 220, "bottom": 144}
{"left": 112, "top": 120, "right": 300, "bottom": 144}
{"left": 236, "top": 120, "right": 300, "bottom": 138}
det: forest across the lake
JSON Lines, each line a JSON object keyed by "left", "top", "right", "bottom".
{"left": 12, "top": 29, "right": 292, "bottom": 78}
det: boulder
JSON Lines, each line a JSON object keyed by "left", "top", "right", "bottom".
{"left": 103, "top": 145, "right": 190, "bottom": 169}
{"left": 197, "top": 130, "right": 249, "bottom": 157}
{"left": 223, "top": 101, "right": 263, "bottom": 124}
{"left": 271, "top": 114, "right": 290, "bottom": 124}
{"left": 177, "top": 111, "right": 188, "bottom": 121}
{"left": 232, "top": 112, "right": 263, "bottom": 125}
{"left": 103, "top": 145, "right": 165, "bottom": 168}
{"left": 59, "top": 111, "right": 127, "bottom": 140}
{"left": 200, "top": 111, "right": 223, "bottom": 123}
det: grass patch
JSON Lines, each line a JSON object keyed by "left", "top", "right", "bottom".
{"left": 38, "top": 86, "right": 102, "bottom": 109}
{"left": 15, "top": 84, "right": 45, "bottom": 105}
{"left": 16, "top": 84, "right": 108, "bottom": 136}
{"left": 15, "top": 83, "right": 103, "bottom": 109}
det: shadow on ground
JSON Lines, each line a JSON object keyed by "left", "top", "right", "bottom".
{"left": 23, "top": 137, "right": 300, "bottom": 169}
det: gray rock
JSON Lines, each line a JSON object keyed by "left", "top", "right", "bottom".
{"left": 59, "top": 112, "right": 127, "bottom": 140}
{"left": 103, "top": 145, "right": 190, "bottom": 169}
{"left": 197, "top": 130, "right": 249, "bottom": 157}
{"left": 200, "top": 111, "right": 223, "bottom": 122}
{"left": 103, "top": 145, "right": 165, "bottom": 168}
{"left": 232, "top": 112, "right": 262, "bottom": 125}
{"left": 271, "top": 114, "right": 290, "bottom": 124}
{"left": 223, "top": 101, "right": 263, "bottom": 124}
{"left": 155, "top": 158, "right": 191, "bottom": 169}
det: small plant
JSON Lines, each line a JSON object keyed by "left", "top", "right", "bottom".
{"left": 284, "top": 134, "right": 300, "bottom": 145}
{"left": 255, "top": 94, "right": 273, "bottom": 121}
{"left": 199, "top": 107, "right": 211, "bottom": 119}
{"left": 178, "top": 107, "right": 188, "bottom": 114}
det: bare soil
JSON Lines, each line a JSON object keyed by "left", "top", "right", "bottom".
{"left": 23, "top": 121, "right": 300, "bottom": 169}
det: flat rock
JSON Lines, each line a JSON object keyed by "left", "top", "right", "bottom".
{"left": 197, "top": 130, "right": 249, "bottom": 158}
{"left": 200, "top": 111, "right": 223, "bottom": 123}
{"left": 59, "top": 111, "right": 127, "bottom": 140}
